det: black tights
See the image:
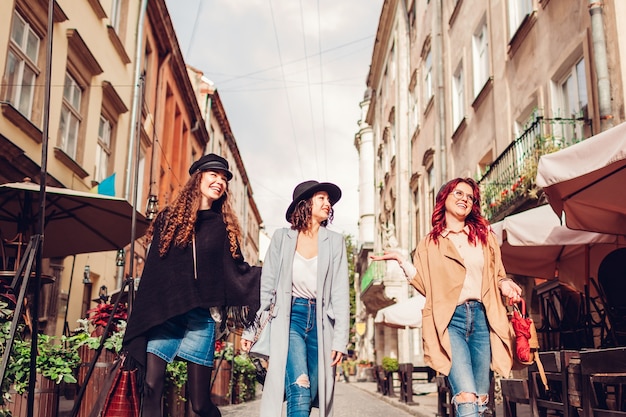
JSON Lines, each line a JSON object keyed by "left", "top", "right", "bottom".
{"left": 142, "top": 353, "right": 221, "bottom": 417}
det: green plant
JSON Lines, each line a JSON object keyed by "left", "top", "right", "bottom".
{"left": 381, "top": 356, "right": 399, "bottom": 372}
{"left": 10, "top": 333, "right": 82, "bottom": 395}
{"left": 231, "top": 353, "right": 256, "bottom": 403}
{"left": 165, "top": 359, "right": 188, "bottom": 404}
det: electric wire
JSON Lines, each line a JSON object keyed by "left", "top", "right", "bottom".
{"left": 316, "top": 0, "right": 328, "bottom": 177}
{"left": 299, "top": 0, "right": 320, "bottom": 178}
{"left": 267, "top": 0, "right": 305, "bottom": 179}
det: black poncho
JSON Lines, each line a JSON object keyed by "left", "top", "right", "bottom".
{"left": 122, "top": 208, "right": 261, "bottom": 372}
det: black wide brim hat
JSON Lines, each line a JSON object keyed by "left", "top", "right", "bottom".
{"left": 188, "top": 153, "right": 233, "bottom": 180}
{"left": 285, "top": 180, "right": 342, "bottom": 222}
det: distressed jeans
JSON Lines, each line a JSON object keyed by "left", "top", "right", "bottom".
{"left": 285, "top": 297, "right": 318, "bottom": 417}
{"left": 448, "top": 300, "right": 492, "bottom": 417}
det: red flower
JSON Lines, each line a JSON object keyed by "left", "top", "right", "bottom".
{"left": 86, "top": 302, "right": 128, "bottom": 330}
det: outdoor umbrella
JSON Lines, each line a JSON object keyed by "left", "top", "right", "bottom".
{"left": 535, "top": 121, "right": 626, "bottom": 235}
{"left": 491, "top": 204, "right": 626, "bottom": 292}
{"left": 374, "top": 295, "right": 426, "bottom": 329}
{"left": 0, "top": 181, "right": 150, "bottom": 260}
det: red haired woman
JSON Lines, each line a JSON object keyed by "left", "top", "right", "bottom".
{"left": 372, "top": 177, "right": 521, "bottom": 417}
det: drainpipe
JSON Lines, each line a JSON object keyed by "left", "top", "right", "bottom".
{"left": 435, "top": 0, "right": 447, "bottom": 187}
{"left": 125, "top": 0, "right": 149, "bottom": 200}
{"left": 588, "top": 1, "right": 613, "bottom": 131}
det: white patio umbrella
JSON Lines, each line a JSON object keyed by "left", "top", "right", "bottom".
{"left": 374, "top": 295, "right": 426, "bottom": 329}
{"left": 491, "top": 204, "right": 626, "bottom": 291}
{"left": 535, "top": 121, "right": 626, "bottom": 235}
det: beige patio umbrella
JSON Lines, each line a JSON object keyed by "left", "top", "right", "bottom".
{"left": 0, "top": 181, "right": 150, "bottom": 260}
{"left": 491, "top": 204, "right": 626, "bottom": 292}
{"left": 535, "top": 121, "right": 626, "bottom": 235}
{"left": 374, "top": 295, "right": 426, "bottom": 329}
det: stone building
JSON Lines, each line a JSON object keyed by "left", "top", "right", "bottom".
{"left": 0, "top": 0, "right": 262, "bottom": 338}
{"left": 356, "top": 0, "right": 626, "bottom": 366}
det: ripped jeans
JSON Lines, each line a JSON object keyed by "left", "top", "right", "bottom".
{"left": 448, "top": 300, "right": 492, "bottom": 417}
{"left": 285, "top": 297, "right": 318, "bottom": 417}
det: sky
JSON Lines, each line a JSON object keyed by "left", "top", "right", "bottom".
{"left": 164, "top": 0, "right": 384, "bottom": 240}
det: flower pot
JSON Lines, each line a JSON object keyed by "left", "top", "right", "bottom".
{"left": 77, "top": 345, "right": 117, "bottom": 417}
{"left": 210, "top": 360, "right": 232, "bottom": 406}
{"left": 4, "top": 374, "right": 58, "bottom": 417}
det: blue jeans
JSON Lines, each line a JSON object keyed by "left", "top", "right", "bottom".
{"left": 285, "top": 298, "right": 318, "bottom": 417}
{"left": 448, "top": 301, "right": 491, "bottom": 417}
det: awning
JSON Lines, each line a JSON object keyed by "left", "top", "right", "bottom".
{"left": 374, "top": 295, "right": 426, "bottom": 328}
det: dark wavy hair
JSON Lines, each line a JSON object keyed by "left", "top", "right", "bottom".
{"left": 146, "top": 171, "right": 243, "bottom": 258}
{"left": 288, "top": 196, "right": 334, "bottom": 232}
{"left": 429, "top": 177, "right": 490, "bottom": 246}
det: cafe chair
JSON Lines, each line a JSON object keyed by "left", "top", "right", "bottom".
{"left": 580, "top": 347, "right": 626, "bottom": 416}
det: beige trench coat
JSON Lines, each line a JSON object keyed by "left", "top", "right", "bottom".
{"left": 409, "top": 231, "right": 514, "bottom": 377}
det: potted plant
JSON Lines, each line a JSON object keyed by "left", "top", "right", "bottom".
{"left": 231, "top": 353, "right": 256, "bottom": 404}
{"left": 3, "top": 332, "right": 82, "bottom": 417}
{"left": 164, "top": 360, "right": 188, "bottom": 417}
{"left": 211, "top": 340, "right": 233, "bottom": 406}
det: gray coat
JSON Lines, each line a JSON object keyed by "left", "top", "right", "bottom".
{"left": 245, "top": 227, "right": 350, "bottom": 417}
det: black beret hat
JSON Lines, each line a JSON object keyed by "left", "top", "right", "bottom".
{"left": 188, "top": 153, "right": 233, "bottom": 180}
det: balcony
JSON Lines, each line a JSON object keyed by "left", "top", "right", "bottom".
{"left": 478, "top": 116, "right": 589, "bottom": 222}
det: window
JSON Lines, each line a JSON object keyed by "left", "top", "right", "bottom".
{"left": 424, "top": 50, "right": 433, "bottom": 103}
{"left": 59, "top": 73, "right": 82, "bottom": 159}
{"left": 427, "top": 164, "right": 435, "bottom": 214}
{"left": 110, "top": 0, "right": 122, "bottom": 32}
{"left": 554, "top": 58, "right": 587, "bottom": 140}
{"left": 452, "top": 64, "right": 464, "bottom": 128}
{"left": 508, "top": 0, "right": 532, "bottom": 39}
{"left": 5, "top": 11, "right": 40, "bottom": 119}
{"left": 95, "top": 115, "right": 112, "bottom": 182}
{"left": 472, "top": 22, "right": 489, "bottom": 97}
{"left": 410, "top": 84, "right": 419, "bottom": 131}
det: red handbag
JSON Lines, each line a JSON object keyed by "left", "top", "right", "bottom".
{"left": 100, "top": 357, "right": 140, "bottom": 417}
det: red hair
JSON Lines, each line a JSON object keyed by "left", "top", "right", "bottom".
{"left": 429, "top": 177, "right": 490, "bottom": 245}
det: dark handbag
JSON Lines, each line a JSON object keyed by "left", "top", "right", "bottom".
{"left": 92, "top": 355, "right": 140, "bottom": 417}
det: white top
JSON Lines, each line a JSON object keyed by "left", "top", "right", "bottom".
{"left": 291, "top": 251, "right": 318, "bottom": 299}
{"left": 443, "top": 229, "right": 484, "bottom": 304}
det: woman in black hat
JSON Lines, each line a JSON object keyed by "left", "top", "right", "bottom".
{"left": 241, "top": 180, "right": 350, "bottom": 417}
{"left": 123, "top": 153, "right": 261, "bottom": 417}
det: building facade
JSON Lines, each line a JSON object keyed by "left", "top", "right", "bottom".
{"left": 357, "top": 0, "right": 626, "bottom": 366}
{"left": 0, "top": 0, "right": 263, "bottom": 338}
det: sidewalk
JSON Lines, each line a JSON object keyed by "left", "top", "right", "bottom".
{"left": 347, "top": 380, "right": 439, "bottom": 417}
{"left": 347, "top": 379, "right": 532, "bottom": 417}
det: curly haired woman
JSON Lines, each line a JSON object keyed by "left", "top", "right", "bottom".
{"left": 123, "top": 153, "right": 260, "bottom": 417}
{"left": 372, "top": 178, "right": 521, "bottom": 417}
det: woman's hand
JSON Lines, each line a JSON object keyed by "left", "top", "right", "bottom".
{"left": 499, "top": 279, "right": 522, "bottom": 304}
{"left": 240, "top": 338, "right": 253, "bottom": 352}
{"left": 370, "top": 251, "right": 403, "bottom": 263}
{"left": 331, "top": 350, "right": 343, "bottom": 367}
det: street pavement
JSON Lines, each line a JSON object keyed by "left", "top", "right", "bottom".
{"left": 59, "top": 378, "right": 532, "bottom": 416}
{"left": 218, "top": 380, "right": 532, "bottom": 417}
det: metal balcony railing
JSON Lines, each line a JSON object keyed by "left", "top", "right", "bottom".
{"left": 478, "top": 116, "right": 589, "bottom": 221}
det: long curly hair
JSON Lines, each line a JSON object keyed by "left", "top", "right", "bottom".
{"left": 429, "top": 177, "right": 490, "bottom": 246}
{"left": 146, "top": 171, "right": 243, "bottom": 258}
{"left": 289, "top": 197, "right": 334, "bottom": 232}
